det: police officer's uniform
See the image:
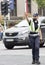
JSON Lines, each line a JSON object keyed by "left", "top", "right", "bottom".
{"left": 28, "top": 14, "right": 40, "bottom": 64}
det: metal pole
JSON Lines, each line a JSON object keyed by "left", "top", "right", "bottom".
{"left": 3, "top": 0, "right": 7, "bottom": 30}
{"left": 3, "top": 0, "right": 10, "bottom": 20}
{"left": 4, "top": 16, "right": 7, "bottom": 30}
{"left": 3, "top": 0, "right": 10, "bottom": 30}
{"left": 7, "top": 0, "right": 10, "bottom": 20}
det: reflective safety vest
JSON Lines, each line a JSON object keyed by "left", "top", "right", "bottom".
{"left": 29, "top": 20, "right": 40, "bottom": 33}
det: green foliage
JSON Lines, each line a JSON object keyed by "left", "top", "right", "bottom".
{"left": 35, "top": 0, "right": 45, "bottom": 8}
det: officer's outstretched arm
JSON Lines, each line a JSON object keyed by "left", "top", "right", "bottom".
{"left": 25, "top": 13, "right": 31, "bottom": 25}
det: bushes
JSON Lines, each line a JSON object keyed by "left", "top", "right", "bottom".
{"left": 0, "top": 15, "right": 4, "bottom": 26}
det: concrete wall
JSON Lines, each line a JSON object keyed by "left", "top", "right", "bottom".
{"left": 31, "top": 0, "right": 38, "bottom": 15}
{"left": 0, "top": 0, "right": 3, "bottom": 2}
{"left": 0, "top": 0, "right": 38, "bottom": 17}
{"left": 17, "top": 0, "right": 25, "bottom": 17}
{"left": 17, "top": 0, "right": 38, "bottom": 17}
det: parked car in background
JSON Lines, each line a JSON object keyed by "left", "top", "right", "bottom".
{"left": 40, "top": 18, "right": 45, "bottom": 46}
{"left": 3, "top": 17, "right": 45, "bottom": 49}
{"left": 38, "top": 16, "right": 45, "bottom": 46}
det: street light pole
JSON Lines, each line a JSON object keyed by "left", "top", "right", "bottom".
{"left": 3, "top": 0, "right": 7, "bottom": 30}
{"left": 3, "top": 0, "right": 10, "bottom": 30}
{"left": 7, "top": 0, "right": 10, "bottom": 20}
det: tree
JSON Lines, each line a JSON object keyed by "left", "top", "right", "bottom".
{"left": 34, "top": 0, "right": 45, "bottom": 15}
{"left": 36, "top": 0, "right": 45, "bottom": 8}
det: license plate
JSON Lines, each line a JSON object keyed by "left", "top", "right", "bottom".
{"left": 6, "top": 39, "right": 14, "bottom": 41}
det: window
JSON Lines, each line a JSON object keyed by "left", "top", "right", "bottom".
{"left": 38, "top": 7, "right": 45, "bottom": 16}
{"left": 38, "top": 8, "right": 42, "bottom": 16}
{"left": 14, "top": 0, "right": 17, "bottom": 16}
{"left": 41, "top": 19, "right": 45, "bottom": 23}
{"left": 10, "top": 0, "right": 17, "bottom": 16}
{"left": 43, "top": 8, "right": 45, "bottom": 16}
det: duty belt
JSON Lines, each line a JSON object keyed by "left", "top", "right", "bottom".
{"left": 29, "top": 32, "right": 39, "bottom": 36}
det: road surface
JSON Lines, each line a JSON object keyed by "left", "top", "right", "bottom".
{"left": 0, "top": 41, "right": 45, "bottom": 65}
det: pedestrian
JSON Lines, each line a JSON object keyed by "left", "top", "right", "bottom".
{"left": 25, "top": 13, "right": 41, "bottom": 64}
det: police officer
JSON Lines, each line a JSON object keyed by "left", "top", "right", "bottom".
{"left": 25, "top": 13, "right": 40, "bottom": 64}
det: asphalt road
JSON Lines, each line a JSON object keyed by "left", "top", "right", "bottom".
{"left": 0, "top": 41, "right": 45, "bottom": 65}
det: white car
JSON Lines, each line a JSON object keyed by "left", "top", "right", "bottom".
{"left": 40, "top": 17, "right": 45, "bottom": 45}
{"left": 3, "top": 19, "right": 30, "bottom": 49}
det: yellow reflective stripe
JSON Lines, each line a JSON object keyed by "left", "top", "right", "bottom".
{"left": 31, "top": 22, "right": 35, "bottom": 32}
{"left": 29, "top": 22, "right": 35, "bottom": 32}
{"left": 31, "top": 22, "right": 33, "bottom": 31}
{"left": 36, "top": 27, "right": 39, "bottom": 32}
{"left": 29, "top": 25, "right": 31, "bottom": 31}
{"left": 29, "top": 21, "right": 39, "bottom": 32}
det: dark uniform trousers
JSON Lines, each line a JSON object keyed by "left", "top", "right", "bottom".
{"left": 29, "top": 35, "right": 40, "bottom": 61}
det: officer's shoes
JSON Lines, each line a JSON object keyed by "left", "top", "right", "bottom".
{"left": 35, "top": 60, "right": 40, "bottom": 64}
{"left": 32, "top": 60, "right": 35, "bottom": 64}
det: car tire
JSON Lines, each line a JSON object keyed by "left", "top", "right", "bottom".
{"left": 4, "top": 42, "right": 14, "bottom": 49}
{"left": 40, "top": 39, "right": 44, "bottom": 47}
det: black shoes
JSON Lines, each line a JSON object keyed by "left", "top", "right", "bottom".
{"left": 35, "top": 60, "right": 40, "bottom": 64}
{"left": 32, "top": 60, "right": 35, "bottom": 64}
{"left": 32, "top": 60, "right": 40, "bottom": 64}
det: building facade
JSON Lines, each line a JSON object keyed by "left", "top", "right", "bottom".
{"left": 0, "top": 0, "right": 38, "bottom": 17}
{"left": 0, "top": 0, "right": 45, "bottom": 17}
{"left": 11, "top": 0, "right": 38, "bottom": 17}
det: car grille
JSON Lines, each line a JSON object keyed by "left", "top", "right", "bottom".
{"left": 5, "top": 32, "right": 18, "bottom": 36}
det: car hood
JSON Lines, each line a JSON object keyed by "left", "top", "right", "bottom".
{"left": 4, "top": 19, "right": 29, "bottom": 33}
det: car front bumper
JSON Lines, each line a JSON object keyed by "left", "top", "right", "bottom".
{"left": 3, "top": 37, "right": 28, "bottom": 45}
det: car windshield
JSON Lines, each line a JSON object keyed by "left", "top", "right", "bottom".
{"left": 41, "top": 19, "right": 45, "bottom": 23}
{"left": 6, "top": 19, "right": 29, "bottom": 29}
{"left": 6, "top": 21, "right": 21, "bottom": 29}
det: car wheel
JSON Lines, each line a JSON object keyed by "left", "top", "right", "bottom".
{"left": 40, "top": 39, "right": 44, "bottom": 47}
{"left": 4, "top": 42, "right": 14, "bottom": 49}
